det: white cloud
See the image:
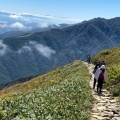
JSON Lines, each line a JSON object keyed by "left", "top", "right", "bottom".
{"left": 22, "top": 18, "right": 31, "bottom": 22}
{"left": 21, "top": 13, "right": 52, "bottom": 19}
{"left": 10, "top": 22, "right": 26, "bottom": 30}
{"left": 0, "top": 23, "right": 8, "bottom": 28}
{"left": 18, "top": 46, "right": 32, "bottom": 53}
{"left": 9, "top": 14, "right": 22, "bottom": 19}
{"left": 0, "top": 39, "right": 55, "bottom": 59}
{"left": 9, "top": 14, "right": 31, "bottom": 22}
{"left": 1, "top": 10, "right": 82, "bottom": 24}
{"left": 0, "top": 40, "right": 10, "bottom": 56}
{"left": 38, "top": 22, "right": 49, "bottom": 28}
{"left": 21, "top": 12, "right": 82, "bottom": 23}
{"left": 56, "top": 17, "right": 82, "bottom": 23}
{"left": 29, "top": 41, "right": 56, "bottom": 58}
{"left": 0, "top": 21, "right": 8, "bottom": 28}
{"left": 17, "top": 41, "right": 55, "bottom": 58}
{"left": 0, "top": 22, "right": 30, "bottom": 30}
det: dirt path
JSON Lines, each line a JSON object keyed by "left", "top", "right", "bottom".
{"left": 83, "top": 62, "right": 120, "bottom": 120}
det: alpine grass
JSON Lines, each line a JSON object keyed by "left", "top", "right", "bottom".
{"left": 0, "top": 60, "right": 92, "bottom": 120}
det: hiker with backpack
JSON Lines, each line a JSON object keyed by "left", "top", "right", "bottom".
{"left": 94, "top": 65, "right": 108, "bottom": 94}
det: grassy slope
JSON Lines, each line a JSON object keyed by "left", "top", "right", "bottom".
{"left": 0, "top": 60, "right": 93, "bottom": 120}
{"left": 92, "top": 45, "right": 120, "bottom": 96}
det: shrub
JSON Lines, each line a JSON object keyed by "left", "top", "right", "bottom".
{"left": 101, "top": 50, "right": 110, "bottom": 55}
{"left": 104, "top": 66, "right": 120, "bottom": 96}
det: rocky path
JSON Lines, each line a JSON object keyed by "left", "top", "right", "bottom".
{"left": 84, "top": 62, "right": 120, "bottom": 120}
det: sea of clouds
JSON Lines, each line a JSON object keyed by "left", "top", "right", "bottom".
{"left": 0, "top": 11, "right": 81, "bottom": 34}
{"left": 0, "top": 40, "right": 56, "bottom": 59}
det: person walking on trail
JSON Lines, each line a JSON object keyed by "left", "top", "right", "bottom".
{"left": 93, "top": 60, "right": 101, "bottom": 74}
{"left": 94, "top": 65, "right": 108, "bottom": 94}
{"left": 87, "top": 53, "right": 91, "bottom": 63}
{"left": 101, "top": 61, "right": 106, "bottom": 66}
{"left": 93, "top": 60, "right": 103, "bottom": 89}
{"left": 93, "top": 65, "right": 99, "bottom": 89}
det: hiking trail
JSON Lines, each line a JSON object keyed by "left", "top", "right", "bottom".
{"left": 84, "top": 62, "right": 120, "bottom": 120}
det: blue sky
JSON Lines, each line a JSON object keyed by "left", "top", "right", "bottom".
{"left": 0, "top": 0, "right": 120, "bottom": 23}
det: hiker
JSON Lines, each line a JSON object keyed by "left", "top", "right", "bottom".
{"left": 94, "top": 65, "right": 107, "bottom": 94}
{"left": 87, "top": 53, "right": 91, "bottom": 63}
{"left": 93, "top": 60, "right": 101, "bottom": 89}
{"left": 93, "top": 60, "right": 101, "bottom": 74}
{"left": 93, "top": 65, "right": 99, "bottom": 89}
{"left": 101, "top": 61, "right": 106, "bottom": 66}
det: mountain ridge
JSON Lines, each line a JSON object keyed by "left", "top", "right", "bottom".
{"left": 0, "top": 17, "right": 120, "bottom": 87}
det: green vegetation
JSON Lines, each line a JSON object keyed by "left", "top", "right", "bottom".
{"left": 92, "top": 45, "right": 120, "bottom": 96}
{"left": 0, "top": 60, "right": 93, "bottom": 120}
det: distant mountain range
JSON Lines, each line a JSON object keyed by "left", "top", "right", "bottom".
{"left": 0, "top": 31, "right": 25, "bottom": 39}
{"left": 0, "top": 11, "right": 71, "bottom": 36}
{"left": 0, "top": 24, "right": 70, "bottom": 39}
{"left": 0, "top": 17, "right": 120, "bottom": 88}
